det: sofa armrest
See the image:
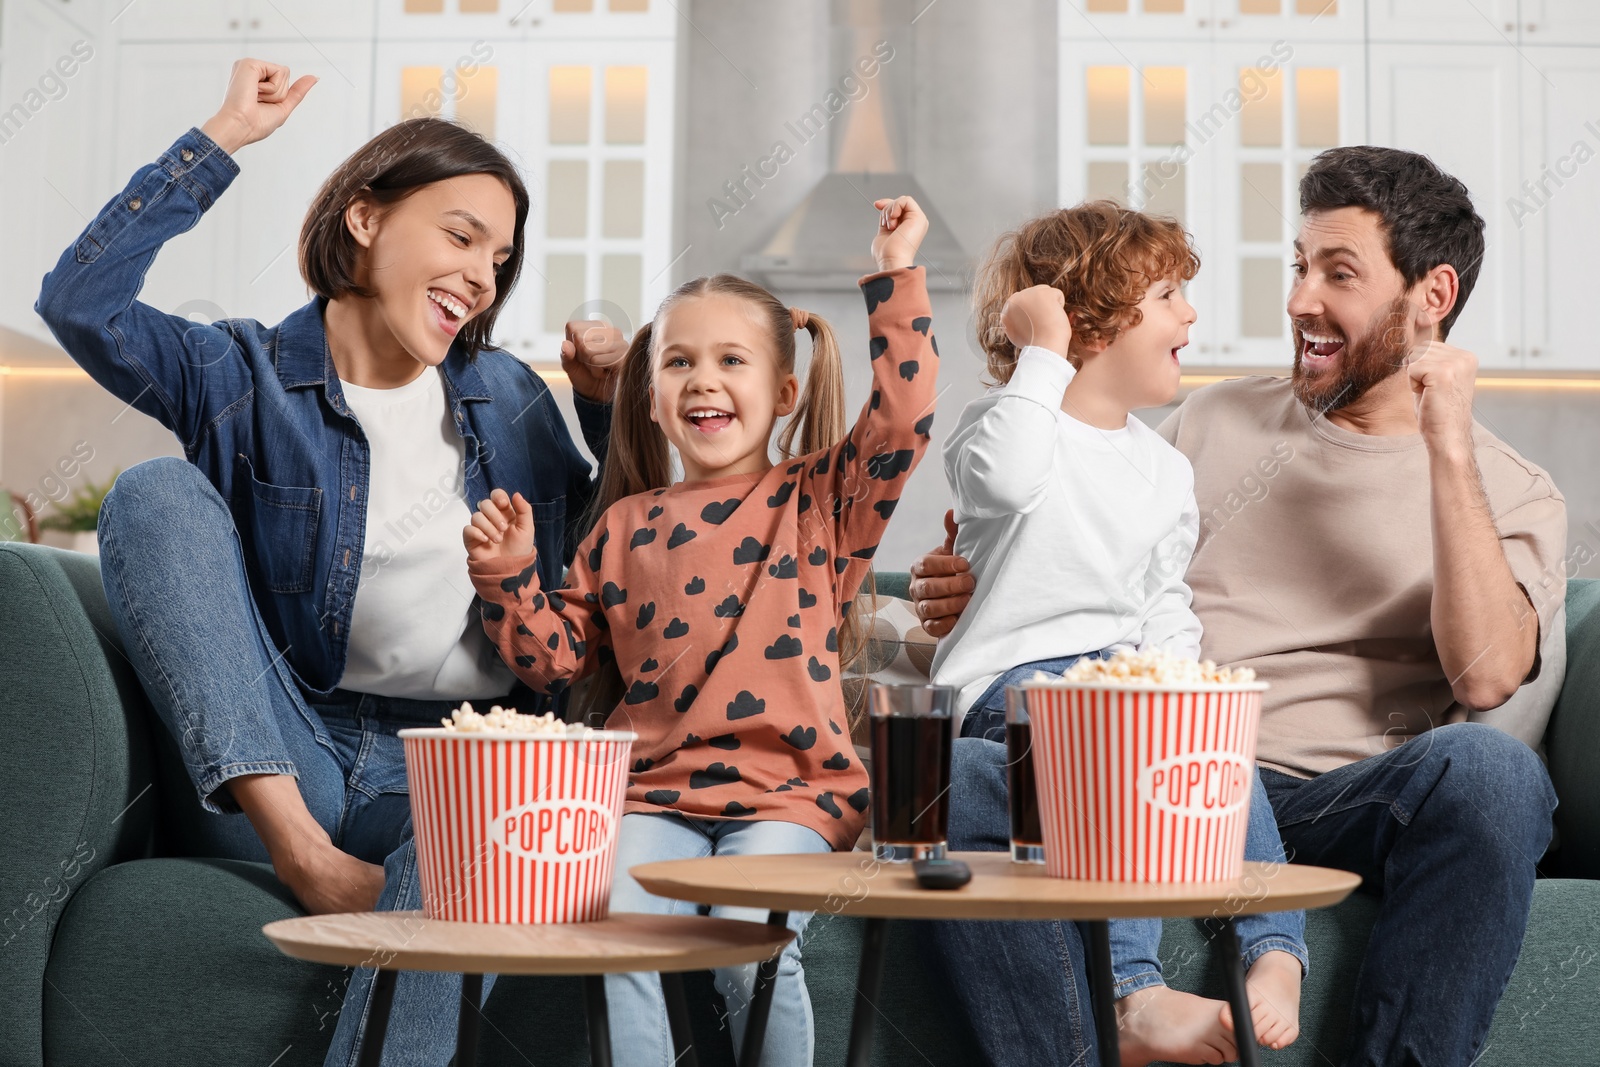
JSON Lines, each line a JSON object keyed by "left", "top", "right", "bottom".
{"left": 1548, "top": 578, "right": 1600, "bottom": 878}
{"left": 0, "top": 544, "right": 156, "bottom": 1066}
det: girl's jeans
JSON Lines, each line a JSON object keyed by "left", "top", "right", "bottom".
{"left": 98, "top": 457, "right": 486, "bottom": 1066}
{"left": 961, "top": 653, "right": 1308, "bottom": 1001}
{"left": 607, "top": 812, "right": 831, "bottom": 1066}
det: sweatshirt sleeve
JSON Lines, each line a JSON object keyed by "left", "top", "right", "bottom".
{"left": 944, "top": 346, "right": 1074, "bottom": 520}
{"left": 1137, "top": 494, "right": 1204, "bottom": 660}
{"left": 467, "top": 520, "right": 615, "bottom": 697}
{"left": 796, "top": 266, "right": 940, "bottom": 604}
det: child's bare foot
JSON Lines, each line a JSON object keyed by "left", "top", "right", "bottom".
{"left": 1115, "top": 985, "right": 1237, "bottom": 1066}
{"left": 1221, "top": 949, "right": 1303, "bottom": 1051}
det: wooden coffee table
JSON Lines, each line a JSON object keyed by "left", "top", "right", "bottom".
{"left": 632, "top": 851, "right": 1361, "bottom": 1067}
{"left": 263, "top": 911, "right": 794, "bottom": 1067}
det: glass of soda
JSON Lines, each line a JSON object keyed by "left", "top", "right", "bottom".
{"left": 868, "top": 684, "right": 955, "bottom": 862}
{"left": 1005, "top": 685, "right": 1045, "bottom": 864}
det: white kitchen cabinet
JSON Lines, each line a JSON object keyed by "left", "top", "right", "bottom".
{"left": 109, "top": 41, "right": 373, "bottom": 328}
{"left": 1368, "top": 45, "right": 1525, "bottom": 369}
{"left": 374, "top": 0, "right": 672, "bottom": 43}
{"left": 1519, "top": 1, "right": 1600, "bottom": 46}
{"left": 1515, "top": 49, "right": 1600, "bottom": 370}
{"left": 115, "top": 0, "right": 374, "bottom": 41}
{"left": 1205, "top": 0, "right": 1364, "bottom": 45}
{"left": 0, "top": 0, "right": 115, "bottom": 344}
{"left": 1059, "top": 0, "right": 1361, "bottom": 43}
{"left": 1366, "top": 0, "right": 1519, "bottom": 44}
{"left": 1058, "top": 0, "right": 1208, "bottom": 42}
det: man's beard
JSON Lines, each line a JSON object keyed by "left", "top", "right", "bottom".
{"left": 1291, "top": 295, "right": 1413, "bottom": 415}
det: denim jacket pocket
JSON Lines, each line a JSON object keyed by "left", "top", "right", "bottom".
{"left": 234, "top": 457, "right": 323, "bottom": 595}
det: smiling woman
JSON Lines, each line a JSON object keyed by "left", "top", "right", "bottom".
{"left": 32, "top": 57, "right": 622, "bottom": 1067}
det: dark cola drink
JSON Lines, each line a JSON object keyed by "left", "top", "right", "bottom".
{"left": 868, "top": 685, "right": 955, "bottom": 862}
{"left": 1006, "top": 686, "right": 1046, "bottom": 863}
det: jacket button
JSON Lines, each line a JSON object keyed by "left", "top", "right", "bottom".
{"left": 128, "top": 197, "right": 142, "bottom": 211}
{"left": 181, "top": 148, "right": 194, "bottom": 162}
{"left": 343, "top": 548, "right": 351, "bottom": 568}
{"left": 349, "top": 485, "right": 357, "bottom": 501}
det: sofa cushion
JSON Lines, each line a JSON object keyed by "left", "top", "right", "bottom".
{"left": 1, "top": 543, "right": 157, "bottom": 1067}
{"left": 1550, "top": 578, "right": 1600, "bottom": 877}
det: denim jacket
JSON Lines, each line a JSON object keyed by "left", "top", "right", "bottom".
{"left": 36, "top": 127, "right": 610, "bottom": 699}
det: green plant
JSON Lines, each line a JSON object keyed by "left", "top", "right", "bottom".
{"left": 39, "top": 471, "right": 120, "bottom": 533}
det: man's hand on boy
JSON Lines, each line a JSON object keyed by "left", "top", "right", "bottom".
{"left": 465, "top": 488, "right": 536, "bottom": 564}
{"left": 872, "top": 196, "right": 929, "bottom": 272}
{"left": 909, "top": 510, "right": 975, "bottom": 638}
{"left": 1001, "top": 284, "right": 1072, "bottom": 357}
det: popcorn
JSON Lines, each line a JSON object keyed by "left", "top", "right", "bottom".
{"left": 1044, "top": 649, "right": 1257, "bottom": 687}
{"left": 439, "top": 701, "right": 589, "bottom": 736}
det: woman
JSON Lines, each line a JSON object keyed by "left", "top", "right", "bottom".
{"left": 35, "top": 59, "right": 620, "bottom": 1064}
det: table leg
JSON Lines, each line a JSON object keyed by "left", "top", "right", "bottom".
{"left": 661, "top": 971, "right": 701, "bottom": 1067}
{"left": 355, "top": 969, "right": 398, "bottom": 1067}
{"left": 456, "top": 973, "right": 483, "bottom": 1067}
{"left": 846, "top": 916, "right": 889, "bottom": 1067}
{"left": 584, "top": 974, "right": 614, "bottom": 1067}
{"left": 1084, "top": 921, "right": 1121, "bottom": 1067}
{"left": 738, "top": 909, "right": 790, "bottom": 1067}
{"left": 1217, "top": 919, "right": 1262, "bottom": 1067}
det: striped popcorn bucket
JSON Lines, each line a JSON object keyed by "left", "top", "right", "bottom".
{"left": 1022, "top": 681, "right": 1267, "bottom": 883}
{"left": 398, "top": 729, "right": 636, "bottom": 923}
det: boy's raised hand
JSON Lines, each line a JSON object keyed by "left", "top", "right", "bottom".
{"left": 200, "top": 59, "right": 317, "bottom": 155}
{"left": 1001, "top": 284, "right": 1072, "bottom": 358}
{"left": 872, "top": 196, "right": 929, "bottom": 272}
{"left": 464, "top": 488, "right": 536, "bottom": 563}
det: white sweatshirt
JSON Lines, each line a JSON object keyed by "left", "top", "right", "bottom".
{"left": 931, "top": 347, "right": 1203, "bottom": 720}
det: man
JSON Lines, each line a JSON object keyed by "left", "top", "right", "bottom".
{"left": 911, "top": 146, "right": 1566, "bottom": 1066}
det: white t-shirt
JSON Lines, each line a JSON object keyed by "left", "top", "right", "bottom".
{"left": 931, "top": 346, "right": 1203, "bottom": 722}
{"left": 338, "top": 367, "right": 516, "bottom": 699}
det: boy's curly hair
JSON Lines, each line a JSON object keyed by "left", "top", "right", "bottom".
{"left": 973, "top": 201, "right": 1201, "bottom": 383}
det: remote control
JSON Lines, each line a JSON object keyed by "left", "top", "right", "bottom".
{"left": 912, "top": 857, "right": 973, "bottom": 890}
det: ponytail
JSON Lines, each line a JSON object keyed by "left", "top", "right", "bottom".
{"left": 777, "top": 314, "right": 847, "bottom": 461}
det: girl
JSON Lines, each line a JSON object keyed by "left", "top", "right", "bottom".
{"left": 931, "top": 203, "right": 1306, "bottom": 1066}
{"left": 463, "top": 198, "right": 939, "bottom": 1065}
{"left": 37, "top": 59, "right": 620, "bottom": 1065}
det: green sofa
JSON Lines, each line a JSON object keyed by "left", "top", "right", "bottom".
{"left": 4, "top": 541, "right": 1598, "bottom": 1066}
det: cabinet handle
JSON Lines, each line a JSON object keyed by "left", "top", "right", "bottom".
{"left": 1530, "top": 347, "right": 1542, "bottom": 358}
{"left": 1505, "top": 22, "right": 1514, "bottom": 31}
{"left": 1219, "top": 18, "right": 1232, "bottom": 28}
{"left": 250, "top": 17, "right": 260, "bottom": 28}
{"left": 228, "top": 18, "right": 239, "bottom": 28}
{"left": 1526, "top": 23, "right": 1537, "bottom": 32}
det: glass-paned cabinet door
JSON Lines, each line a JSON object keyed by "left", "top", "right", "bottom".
{"left": 1059, "top": 0, "right": 1210, "bottom": 41}
{"left": 1368, "top": 45, "right": 1523, "bottom": 369}
{"left": 1058, "top": 41, "right": 1223, "bottom": 364}
{"left": 1207, "top": 0, "right": 1363, "bottom": 44}
{"left": 1208, "top": 42, "right": 1364, "bottom": 367}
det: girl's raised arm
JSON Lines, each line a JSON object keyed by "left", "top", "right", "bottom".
{"left": 34, "top": 59, "right": 314, "bottom": 451}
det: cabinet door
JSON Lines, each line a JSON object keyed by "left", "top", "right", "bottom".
{"left": 1059, "top": 39, "right": 1222, "bottom": 363}
{"left": 1368, "top": 46, "right": 1523, "bottom": 369}
{"left": 113, "top": 0, "right": 248, "bottom": 41}
{"left": 0, "top": 0, "right": 114, "bottom": 342}
{"left": 1367, "top": 0, "right": 1519, "bottom": 43}
{"left": 374, "top": 0, "right": 531, "bottom": 41}
{"left": 1207, "top": 41, "right": 1365, "bottom": 367}
{"left": 1207, "top": 0, "right": 1364, "bottom": 45}
{"left": 1519, "top": 0, "right": 1600, "bottom": 46}
{"left": 228, "top": 43, "right": 375, "bottom": 326}
{"left": 247, "top": 0, "right": 376, "bottom": 41}
{"left": 1059, "top": 0, "right": 1213, "bottom": 43}
{"left": 107, "top": 45, "right": 244, "bottom": 323}
{"left": 1517, "top": 49, "right": 1600, "bottom": 369}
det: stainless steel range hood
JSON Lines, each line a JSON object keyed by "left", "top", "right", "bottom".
{"left": 742, "top": 0, "right": 969, "bottom": 291}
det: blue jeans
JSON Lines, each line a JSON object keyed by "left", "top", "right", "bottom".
{"left": 98, "top": 458, "right": 482, "bottom": 1066}
{"left": 607, "top": 813, "right": 831, "bottom": 1067}
{"left": 959, "top": 655, "right": 1307, "bottom": 1002}
{"left": 934, "top": 725, "right": 1556, "bottom": 1067}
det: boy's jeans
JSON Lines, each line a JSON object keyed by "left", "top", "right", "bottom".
{"left": 961, "top": 653, "right": 1307, "bottom": 999}
{"left": 98, "top": 457, "right": 487, "bottom": 1066}
{"left": 607, "top": 812, "right": 831, "bottom": 1066}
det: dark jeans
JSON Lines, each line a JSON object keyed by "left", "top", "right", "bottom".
{"left": 932, "top": 722, "right": 1556, "bottom": 1067}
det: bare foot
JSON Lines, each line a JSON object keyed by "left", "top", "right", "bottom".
{"left": 280, "top": 840, "right": 386, "bottom": 915}
{"left": 1221, "top": 949, "right": 1303, "bottom": 1051}
{"left": 1115, "top": 985, "right": 1237, "bottom": 1066}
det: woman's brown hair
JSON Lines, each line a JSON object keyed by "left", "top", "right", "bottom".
{"left": 575, "top": 274, "right": 876, "bottom": 719}
{"left": 299, "top": 117, "right": 530, "bottom": 356}
{"left": 972, "top": 201, "right": 1201, "bottom": 384}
